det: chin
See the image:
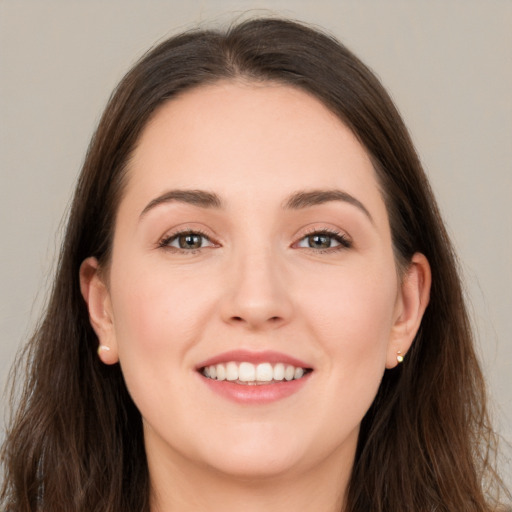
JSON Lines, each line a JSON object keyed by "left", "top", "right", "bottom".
{"left": 205, "top": 448, "right": 304, "bottom": 481}
{"left": 172, "top": 420, "right": 307, "bottom": 480}
{"left": 195, "top": 420, "right": 360, "bottom": 482}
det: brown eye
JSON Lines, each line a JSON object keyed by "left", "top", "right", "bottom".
{"left": 307, "top": 234, "right": 331, "bottom": 249}
{"left": 178, "top": 233, "right": 203, "bottom": 249}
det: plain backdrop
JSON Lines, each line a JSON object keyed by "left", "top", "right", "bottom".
{"left": 1, "top": 0, "right": 511, "bottom": 486}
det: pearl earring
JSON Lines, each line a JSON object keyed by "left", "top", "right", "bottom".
{"left": 396, "top": 350, "right": 404, "bottom": 364}
{"left": 97, "top": 345, "right": 111, "bottom": 357}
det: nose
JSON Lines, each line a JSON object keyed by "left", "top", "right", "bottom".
{"left": 219, "top": 247, "right": 293, "bottom": 330}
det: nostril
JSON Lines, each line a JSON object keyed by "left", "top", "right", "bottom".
{"left": 230, "top": 315, "right": 282, "bottom": 325}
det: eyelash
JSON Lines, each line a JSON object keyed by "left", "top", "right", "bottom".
{"left": 158, "top": 228, "right": 352, "bottom": 254}
{"left": 158, "top": 228, "right": 216, "bottom": 254}
{"left": 295, "top": 228, "right": 352, "bottom": 253}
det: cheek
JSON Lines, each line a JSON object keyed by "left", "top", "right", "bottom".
{"left": 308, "top": 285, "right": 395, "bottom": 442}
{"left": 301, "top": 256, "right": 397, "bottom": 341}
{"left": 110, "top": 265, "right": 215, "bottom": 358}
{"left": 297, "top": 258, "right": 398, "bottom": 398}
{"left": 107, "top": 264, "right": 215, "bottom": 420}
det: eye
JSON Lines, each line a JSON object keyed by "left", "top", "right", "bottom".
{"left": 295, "top": 230, "right": 351, "bottom": 251}
{"left": 160, "top": 231, "right": 215, "bottom": 251}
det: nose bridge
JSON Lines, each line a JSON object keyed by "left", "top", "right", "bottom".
{"left": 221, "top": 239, "right": 292, "bottom": 329}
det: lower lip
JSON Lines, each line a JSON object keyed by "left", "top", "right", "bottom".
{"left": 200, "top": 374, "right": 311, "bottom": 404}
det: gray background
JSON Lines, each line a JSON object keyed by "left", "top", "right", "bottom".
{"left": 1, "top": 0, "right": 511, "bottom": 487}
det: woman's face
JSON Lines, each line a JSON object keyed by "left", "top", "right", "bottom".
{"left": 84, "top": 81, "right": 427, "bottom": 482}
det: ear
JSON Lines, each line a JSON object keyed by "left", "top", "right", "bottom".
{"left": 79, "top": 257, "right": 119, "bottom": 365}
{"left": 386, "top": 253, "right": 431, "bottom": 369}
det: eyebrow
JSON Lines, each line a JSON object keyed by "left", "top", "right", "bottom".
{"left": 139, "top": 187, "right": 373, "bottom": 223}
{"left": 140, "top": 189, "right": 223, "bottom": 219}
{"left": 283, "top": 189, "right": 373, "bottom": 223}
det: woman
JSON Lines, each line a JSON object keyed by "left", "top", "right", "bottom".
{"left": 1, "top": 17, "right": 508, "bottom": 512}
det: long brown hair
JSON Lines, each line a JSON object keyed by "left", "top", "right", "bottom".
{"left": 1, "top": 17, "right": 508, "bottom": 512}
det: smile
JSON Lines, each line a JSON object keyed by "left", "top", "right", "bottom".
{"left": 201, "top": 361, "right": 312, "bottom": 384}
{"left": 196, "top": 350, "right": 313, "bottom": 403}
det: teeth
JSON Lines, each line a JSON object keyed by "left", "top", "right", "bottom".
{"left": 284, "top": 365, "right": 295, "bottom": 381}
{"left": 239, "top": 362, "right": 256, "bottom": 382}
{"left": 273, "top": 363, "right": 285, "bottom": 381}
{"left": 256, "top": 363, "right": 273, "bottom": 382}
{"left": 216, "top": 364, "right": 226, "bottom": 381}
{"left": 226, "top": 362, "right": 238, "bottom": 381}
{"left": 201, "top": 361, "right": 309, "bottom": 383}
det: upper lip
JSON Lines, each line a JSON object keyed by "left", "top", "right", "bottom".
{"left": 196, "top": 349, "right": 313, "bottom": 370}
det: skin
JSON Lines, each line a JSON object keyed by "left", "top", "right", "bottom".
{"left": 81, "top": 81, "right": 431, "bottom": 512}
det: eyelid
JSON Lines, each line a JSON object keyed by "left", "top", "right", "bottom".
{"left": 158, "top": 226, "right": 219, "bottom": 251}
{"left": 292, "top": 226, "right": 352, "bottom": 251}
{"left": 156, "top": 224, "right": 352, "bottom": 253}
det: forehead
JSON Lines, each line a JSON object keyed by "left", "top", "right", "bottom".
{"left": 123, "top": 81, "right": 386, "bottom": 221}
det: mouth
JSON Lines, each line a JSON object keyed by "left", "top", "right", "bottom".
{"left": 200, "top": 361, "right": 313, "bottom": 385}
{"left": 196, "top": 350, "right": 314, "bottom": 403}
